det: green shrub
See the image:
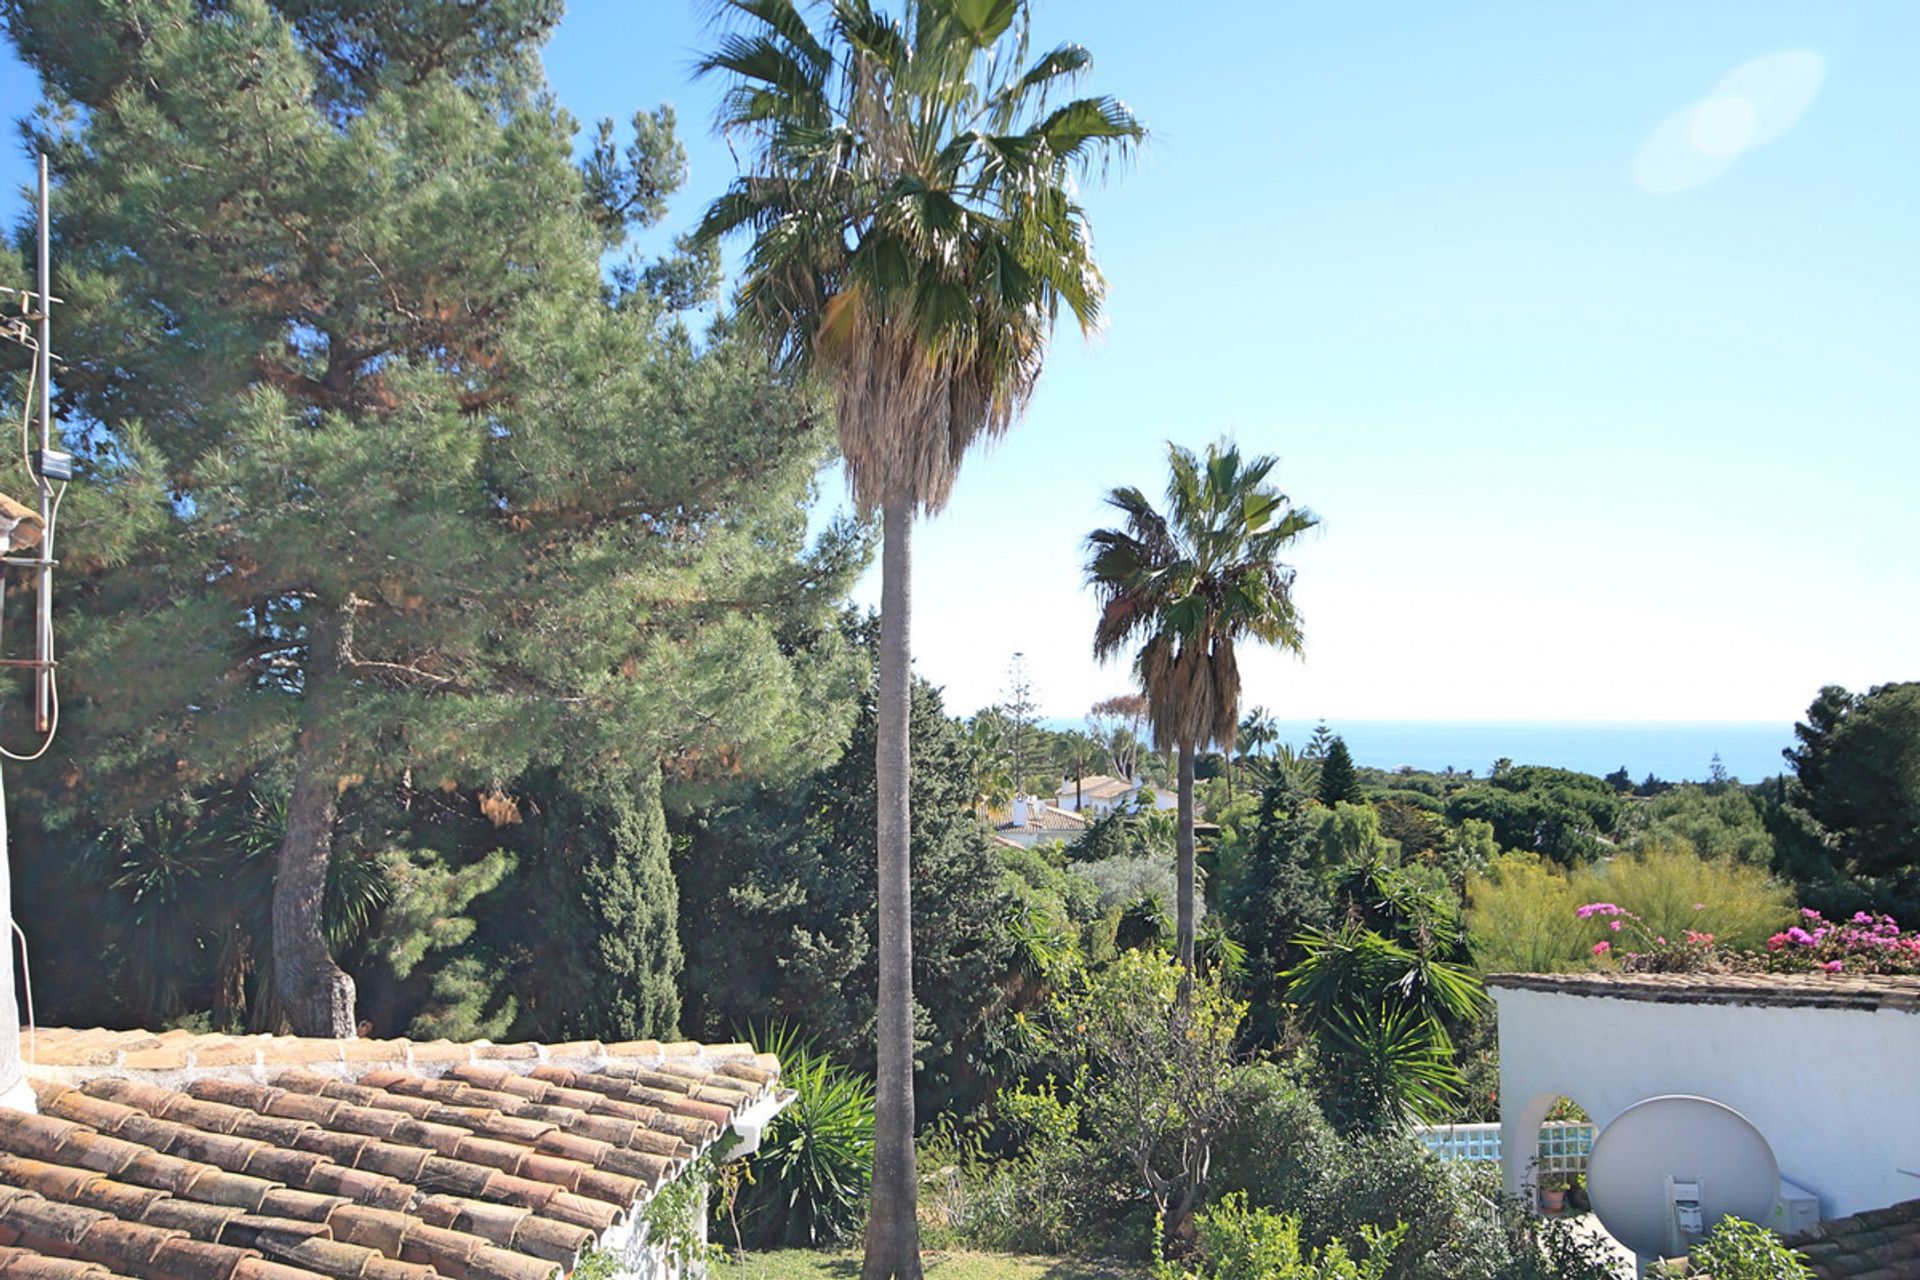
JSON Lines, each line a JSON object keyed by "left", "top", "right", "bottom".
{"left": 1586, "top": 845, "right": 1793, "bottom": 952}
{"left": 1668, "top": 1217, "right": 1813, "bottom": 1280}
{"left": 1154, "top": 1193, "right": 1404, "bottom": 1280}
{"left": 1467, "top": 848, "right": 1796, "bottom": 974}
{"left": 1466, "top": 854, "right": 1590, "bottom": 973}
{"left": 1211, "top": 1114, "right": 1622, "bottom": 1280}
{"left": 1209, "top": 1064, "right": 1337, "bottom": 1215}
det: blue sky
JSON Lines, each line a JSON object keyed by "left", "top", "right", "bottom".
{"left": 5, "top": 2, "right": 1916, "bottom": 726}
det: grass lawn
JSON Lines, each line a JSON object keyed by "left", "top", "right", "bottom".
{"left": 717, "top": 1249, "right": 1148, "bottom": 1280}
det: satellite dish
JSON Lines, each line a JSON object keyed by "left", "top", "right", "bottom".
{"left": 1585, "top": 1095, "right": 1779, "bottom": 1261}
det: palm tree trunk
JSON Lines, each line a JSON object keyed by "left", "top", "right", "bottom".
{"left": 271, "top": 606, "right": 358, "bottom": 1038}
{"left": 1176, "top": 741, "right": 1197, "bottom": 995}
{"left": 863, "top": 497, "right": 922, "bottom": 1280}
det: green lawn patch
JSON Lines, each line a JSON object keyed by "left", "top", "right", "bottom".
{"left": 718, "top": 1250, "right": 1147, "bottom": 1280}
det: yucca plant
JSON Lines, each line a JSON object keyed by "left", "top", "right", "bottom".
{"left": 1283, "top": 922, "right": 1485, "bottom": 1130}
{"left": 734, "top": 1025, "right": 878, "bottom": 1249}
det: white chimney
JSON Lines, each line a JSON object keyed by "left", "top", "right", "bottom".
{"left": 1010, "top": 796, "right": 1029, "bottom": 828}
{"left": 0, "top": 770, "right": 34, "bottom": 1111}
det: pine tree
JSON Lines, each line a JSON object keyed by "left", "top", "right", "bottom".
{"left": 9, "top": 0, "right": 866, "bottom": 1035}
{"left": 1317, "top": 737, "right": 1359, "bottom": 807}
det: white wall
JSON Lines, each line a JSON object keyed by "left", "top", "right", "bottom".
{"left": 1494, "top": 987, "right": 1920, "bottom": 1221}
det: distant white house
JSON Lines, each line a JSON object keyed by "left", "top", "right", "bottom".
{"left": 1054, "top": 773, "right": 1177, "bottom": 817}
{"left": 996, "top": 794, "right": 1089, "bottom": 848}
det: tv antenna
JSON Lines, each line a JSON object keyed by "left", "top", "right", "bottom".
{"left": 1585, "top": 1094, "right": 1781, "bottom": 1268}
{"left": 0, "top": 154, "right": 70, "bottom": 756}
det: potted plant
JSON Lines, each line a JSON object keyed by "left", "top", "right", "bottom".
{"left": 1539, "top": 1173, "right": 1571, "bottom": 1214}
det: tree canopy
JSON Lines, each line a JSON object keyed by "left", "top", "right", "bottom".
{"left": 5, "top": 0, "right": 867, "bottom": 1036}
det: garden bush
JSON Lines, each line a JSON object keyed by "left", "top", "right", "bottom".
{"left": 1153, "top": 1193, "right": 1403, "bottom": 1280}
{"left": 1658, "top": 1216, "right": 1812, "bottom": 1280}
{"left": 1211, "top": 1113, "right": 1622, "bottom": 1280}
{"left": 1467, "top": 848, "right": 1794, "bottom": 974}
{"left": 1209, "top": 1064, "right": 1338, "bottom": 1216}
{"left": 1465, "top": 855, "right": 1589, "bottom": 973}
{"left": 1589, "top": 846, "right": 1794, "bottom": 952}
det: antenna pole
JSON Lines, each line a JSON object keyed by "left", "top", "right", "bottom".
{"left": 33, "top": 155, "right": 53, "bottom": 734}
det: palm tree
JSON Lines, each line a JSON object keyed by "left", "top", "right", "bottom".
{"left": 1231, "top": 704, "right": 1278, "bottom": 796}
{"left": 1086, "top": 440, "right": 1317, "bottom": 987}
{"left": 697, "top": 5, "right": 1141, "bottom": 1275}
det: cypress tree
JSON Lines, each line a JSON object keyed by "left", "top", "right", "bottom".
{"left": 7, "top": 0, "right": 865, "bottom": 1035}
{"left": 498, "top": 768, "right": 680, "bottom": 1040}
{"left": 679, "top": 678, "right": 1016, "bottom": 1111}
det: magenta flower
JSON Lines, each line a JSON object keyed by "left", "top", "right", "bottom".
{"left": 1609, "top": 920, "right": 1623, "bottom": 932}
{"left": 1822, "top": 960, "right": 1844, "bottom": 973}
{"left": 1592, "top": 941, "right": 1611, "bottom": 956}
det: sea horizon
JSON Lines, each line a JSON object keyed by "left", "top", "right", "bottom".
{"left": 1037, "top": 717, "right": 1798, "bottom": 785}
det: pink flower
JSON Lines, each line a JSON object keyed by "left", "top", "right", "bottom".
{"left": 1577, "top": 903, "right": 1625, "bottom": 920}
{"left": 1593, "top": 941, "right": 1611, "bottom": 956}
{"left": 1767, "top": 933, "right": 1789, "bottom": 952}
{"left": 1785, "top": 927, "right": 1815, "bottom": 946}
{"left": 1609, "top": 920, "right": 1623, "bottom": 932}
{"left": 1801, "top": 908, "right": 1822, "bottom": 920}
{"left": 1693, "top": 903, "right": 1706, "bottom": 911}
{"left": 1822, "top": 960, "right": 1844, "bottom": 973}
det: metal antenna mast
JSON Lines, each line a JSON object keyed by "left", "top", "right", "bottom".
{"left": 0, "top": 154, "right": 70, "bottom": 744}
{"left": 33, "top": 153, "right": 57, "bottom": 733}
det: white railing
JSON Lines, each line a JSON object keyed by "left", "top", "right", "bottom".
{"left": 1415, "top": 1120, "right": 1595, "bottom": 1173}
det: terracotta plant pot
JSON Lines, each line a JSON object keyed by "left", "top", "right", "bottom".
{"left": 1541, "top": 1187, "right": 1567, "bottom": 1214}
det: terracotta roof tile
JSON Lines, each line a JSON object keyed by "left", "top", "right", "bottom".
{"left": 1, "top": 1031, "right": 785, "bottom": 1280}
{"left": 1488, "top": 970, "right": 1920, "bottom": 1012}
{"left": 72, "top": 1220, "right": 184, "bottom": 1277}
{"left": 0, "top": 1246, "right": 128, "bottom": 1280}
{"left": 1787, "top": 1199, "right": 1920, "bottom": 1280}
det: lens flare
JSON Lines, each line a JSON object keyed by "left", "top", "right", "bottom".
{"left": 1633, "top": 49, "right": 1826, "bottom": 194}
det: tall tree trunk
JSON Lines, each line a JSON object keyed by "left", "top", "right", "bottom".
{"left": 863, "top": 498, "right": 923, "bottom": 1280}
{"left": 1176, "top": 742, "right": 1197, "bottom": 999}
{"left": 272, "top": 606, "right": 358, "bottom": 1038}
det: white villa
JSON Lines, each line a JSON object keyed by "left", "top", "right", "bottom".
{"left": 995, "top": 794, "right": 1088, "bottom": 848}
{"left": 1053, "top": 773, "right": 1176, "bottom": 817}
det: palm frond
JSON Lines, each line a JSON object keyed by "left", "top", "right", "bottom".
{"left": 697, "top": 0, "right": 1143, "bottom": 514}
{"left": 1083, "top": 439, "right": 1316, "bottom": 750}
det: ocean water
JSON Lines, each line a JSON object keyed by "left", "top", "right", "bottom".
{"left": 1044, "top": 719, "right": 1798, "bottom": 784}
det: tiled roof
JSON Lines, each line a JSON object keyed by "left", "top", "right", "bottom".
{"left": 0, "top": 1030, "right": 786, "bottom": 1280}
{"left": 997, "top": 806, "right": 1087, "bottom": 834}
{"left": 1060, "top": 776, "right": 1132, "bottom": 801}
{"left": 1486, "top": 971, "right": 1920, "bottom": 1013}
{"left": 1786, "top": 1197, "right": 1920, "bottom": 1280}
